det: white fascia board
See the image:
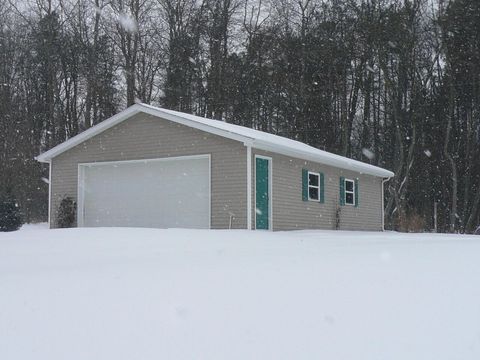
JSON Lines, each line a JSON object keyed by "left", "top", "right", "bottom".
{"left": 252, "top": 141, "right": 394, "bottom": 178}
{"left": 139, "top": 106, "right": 253, "bottom": 144}
{"left": 35, "top": 104, "right": 253, "bottom": 163}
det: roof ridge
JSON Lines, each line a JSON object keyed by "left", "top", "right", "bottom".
{"left": 36, "top": 103, "right": 394, "bottom": 178}
{"left": 137, "top": 103, "right": 393, "bottom": 178}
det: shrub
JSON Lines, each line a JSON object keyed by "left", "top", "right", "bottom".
{"left": 56, "top": 197, "right": 76, "bottom": 228}
{"left": 397, "top": 212, "right": 426, "bottom": 233}
{"left": 335, "top": 205, "right": 341, "bottom": 230}
{"left": 0, "top": 194, "right": 24, "bottom": 232}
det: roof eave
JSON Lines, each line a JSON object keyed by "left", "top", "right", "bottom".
{"left": 35, "top": 103, "right": 394, "bottom": 178}
{"left": 253, "top": 141, "right": 394, "bottom": 178}
{"left": 139, "top": 105, "right": 253, "bottom": 144}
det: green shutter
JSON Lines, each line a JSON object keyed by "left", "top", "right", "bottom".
{"left": 354, "top": 178, "right": 359, "bottom": 207}
{"left": 339, "top": 176, "right": 345, "bottom": 206}
{"left": 256, "top": 158, "right": 270, "bottom": 229}
{"left": 302, "top": 169, "right": 308, "bottom": 201}
{"left": 320, "top": 172, "right": 325, "bottom": 204}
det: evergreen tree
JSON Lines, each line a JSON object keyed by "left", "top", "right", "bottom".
{"left": 0, "top": 193, "right": 24, "bottom": 232}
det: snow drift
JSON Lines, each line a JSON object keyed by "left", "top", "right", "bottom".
{"left": 1, "top": 225, "right": 479, "bottom": 359}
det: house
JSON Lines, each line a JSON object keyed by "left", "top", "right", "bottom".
{"left": 36, "top": 103, "right": 394, "bottom": 231}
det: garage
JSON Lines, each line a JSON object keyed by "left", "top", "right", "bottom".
{"left": 77, "top": 155, "right": 210, "bottom": 229}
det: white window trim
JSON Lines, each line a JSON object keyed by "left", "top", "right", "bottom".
{"left": 307, "top": 171, "right": 321, "bottom": 202}
{"left": 344, "top": 178, "right": 355, "bottom": 206}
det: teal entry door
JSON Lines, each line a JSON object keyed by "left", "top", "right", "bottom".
{"left": 255, "top": 157, "right": 270, "bottom": 230}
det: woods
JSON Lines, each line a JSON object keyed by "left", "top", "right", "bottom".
{"left": 0, "top": 0, "right": 479, "bottom": 232}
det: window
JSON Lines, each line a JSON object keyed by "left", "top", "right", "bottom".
{"left": 308, "top": 172, "right": 320, "bottom": 201}
{"left": 302, "top": 169, "right": 324, "bottom": 203}
{"left": 344, "top": 178, "right": 355, "bottom": 205}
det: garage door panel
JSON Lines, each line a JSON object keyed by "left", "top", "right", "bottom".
{"left": 80, "top": 156, "right": 210, "bottom": 228}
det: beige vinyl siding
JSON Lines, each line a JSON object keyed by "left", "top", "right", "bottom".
{"left": 252, "top": 149, "right": 383, "bottom": 231}
{"left": 50, "top": 112, "right": 247, "bottom": 229}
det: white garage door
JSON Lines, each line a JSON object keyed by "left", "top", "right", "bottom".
{"left": 78, "top": 155, "right": 210, "bottom": 229}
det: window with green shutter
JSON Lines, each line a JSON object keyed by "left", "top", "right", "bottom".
{"left": 341, "top": 178, "right": 357, "bottom": 206}
{"left": 308, "top": 172, "right": 320, "bottom": 201}
{"left": 303, "top": 170, "right": 325, "bottom": 203}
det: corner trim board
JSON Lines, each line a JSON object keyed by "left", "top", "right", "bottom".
{"left": 382, "top": 176, "right": 391, "bottom": 231}
{"left": 48, "top": 160, "right": 52, "bottom": 228}
{"left": 246, "top": 145, "right": 252, "bottom": 230}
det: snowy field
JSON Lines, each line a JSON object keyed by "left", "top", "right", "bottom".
{"left": 1, "top": 225, "right": 480, "bottom": 360}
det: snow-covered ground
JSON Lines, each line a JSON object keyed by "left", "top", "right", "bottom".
{"left": 1, "top": 226, "right": 480, "bottom": 360}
